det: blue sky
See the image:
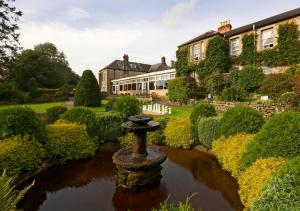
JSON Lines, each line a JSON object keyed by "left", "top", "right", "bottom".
{"left": 15, "top": 0, "right": 300, "bottom": 76}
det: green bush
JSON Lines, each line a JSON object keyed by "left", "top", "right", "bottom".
{"left": 277, "top": 92, "right": 300, "bottom": 112}
{"left": 60, "top": 107, "right": 97, "bottom": 137}
{"left": 94, "top": 112, "right": 124, "bottom": 144}
{"left": 165, "top": 118, "right": 193, "bottom": 149}
{"left": 205, "top": 72, "right": 225, "bottom": 95}
{"left": 0, "top": 136, "right": 45, "bottom": 176}
{"left": 190, "top": 103, "right": 217, "bottom": 139}
{"left": 74, "top": 69, "right": 101, "bottom": 107}
{"left": 168, "top": 77, "right": 189, "bottom": 104}
{"left": 241, "top": 112, "right": 300, "bottom": 170}
{"left": 238, "top": 66, "right": 265, "bottom": 93}
{"left": 46, "top": 123, "right": 96, "bottom": 163}
{"left": 46, "top": 106, "right": 68, "bottom": 124}
{"left": 0, "top": 107, "right": 47, "bottom": 143}
{"left": 292, "top": 74, "right": 300, "bottom": 96}
{"left": 220, "top": 106, "right": 264, "bottom": 137}
{"left": 221, "top": 87, "right": 244, "bottom": 102}
{"left": 197, "top": 116, "right": 221, "bottom": 148}
{"left": 252, "top": 157, "right": 300, "bottom": 211}
{"left": 112, "top": 96, "right": 140, "bottom": 118}
{"left": 259, "top": 73, "right": 293, "bottom": 100}
{"left": 28, "top": 77, "right": 39, "bottom": 99}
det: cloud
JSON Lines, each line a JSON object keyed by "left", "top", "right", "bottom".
{"left": 65, "top": 7, "right": 90, "bottom": 21}
{"left": 162, "top": 0, "right": 198, "bottom": 28}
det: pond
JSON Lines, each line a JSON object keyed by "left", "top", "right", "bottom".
{"left": 19, "top": 146, "right": 244, "bottom": 211}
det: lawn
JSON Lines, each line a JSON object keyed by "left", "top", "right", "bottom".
{"left": 154, "top": 106, "right": 193, "bottom": 119}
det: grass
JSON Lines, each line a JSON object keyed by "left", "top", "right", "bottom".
{"left": 154, "top": 106, "right": 193, "bottom": 120}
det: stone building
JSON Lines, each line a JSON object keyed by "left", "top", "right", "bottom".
{"left": 179, "top": 7, "right": 300, "bottom": 74}
{"left": 99, "top": 54, "right": 171, "bottom": 94}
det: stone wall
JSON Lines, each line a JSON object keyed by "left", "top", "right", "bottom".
{"left": 211, "top": 101, "right": 279, "bottom": 119}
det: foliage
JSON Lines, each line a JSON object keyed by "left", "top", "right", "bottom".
{"left": 168, "top": 77, "right": 189, "bottom": 104}
{"left": 0, "top": 82, "right": 26, "bottom": 103}
{"left": 204, "top": 72, "right": 225, "bottom": 95}
{"left": 74, "top": 69, "right": 101, "bottom": 107}
{"left": 238, "top": 157, "right": 286, "bottom": 210}
{"left": 235, "top": 34, "right": 256, "bottom": 65}
{"left": 252, "top": 157, "right": 300, "bottom": 211}
{"left": 60, "top": 107, "right": 97, "bottom": 137}
{"left": 112, "top": 96, "right": 140, "bottom": 118}
{"left": 286, "top": 64, "right": 300, "bottom": 75}
{"left": 241, "top": 112, "right": 300, "bottom": 170}
{"left": 0, "top": 136, "right": 45, "bottom": 176}
{"left": 238, "top": 66, "right": 265, "bottom": 93}
{"left": 94, "top": 112, "right": 124, "bottom": 144}
{"left": 259, "top": 73, "right": 293, "bottom": 100}
{"left": 46, "top": 123, "right": 96, "bottom": 163}
{"left": 185, "top": 76, "right": 206, "bottom": 99}
{"left": 219, "top": 106, "right": 264, "bottom": 137}
{"left": 190, "top": 103, "right": 217, "bottom": 139}
{"left": 292, "top": 74, "right": 300, "bottom": 96}
{"left": 28, "top": 77, "right": 39, "bottom": 99}
{"left": 175, "top": 46, "right": 190, "bottom": 76}
{"left": 229, "top": 67, "right": 240, "bottom": 87}
{"left": 0, "top": 170, "right": 34, "bottom": 211}
{"left": 197, "top": 116, "right": 221, "bottom": 148}
{"left": 0, "top": 0, "right": 22, "bottom": 80}
{"left": 45, "top": 106, "right": 68, "bottom": 124}
{"left": 277, "top": 92, "right": 300, "bottom": 112}
{"left": 212, "top": 134, "right": 254, "bottom": 178}
{"left": 0, "top": 107, "right": 47, "bottom": 142}
{"left": 221, "top": 87, "right": 244, "bottom": 102}
{"left": 165, "top": 118, "right": 193, "bottom": 149}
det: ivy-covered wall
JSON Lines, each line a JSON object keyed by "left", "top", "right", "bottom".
{"left": 175, "top": 46, "right": 190, "bottom": 76}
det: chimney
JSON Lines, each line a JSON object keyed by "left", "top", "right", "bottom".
{"left": 171, "top": 60, "right": 175, "bottom": 68}
{"left": 218, "top": 20, "right": 232, "bottom": 34}
{"left": 123, "top": 54, "right": 129, "bottom": 73}
{"left": 161, "top": 56, "right": 166, "bottom": 65}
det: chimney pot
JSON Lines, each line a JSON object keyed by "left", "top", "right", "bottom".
{"left": 123, "top": 54, "right": 129, "bottom": 72}
{"left": 161, "top": 56, "right": 166, "bottom": 64}
{"left": 218, "top": 20, "right": 232, "bottom": 34}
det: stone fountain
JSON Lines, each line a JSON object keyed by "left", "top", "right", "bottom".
{"left": 112, "top": 115, "right": 168, "bottom": 190}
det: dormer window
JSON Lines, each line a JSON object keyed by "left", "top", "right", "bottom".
{"left": 230, "top": 37, "right": 241, "bottom": 56}
{"left": 261, "top": 28, "right": 274, "bottom": 49}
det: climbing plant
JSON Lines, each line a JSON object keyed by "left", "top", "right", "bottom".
{"left": 235, "top": 34, "right": 256, "bottom": 65}
{"left": 175, "top": 46, "right": 190, "bottom": 76}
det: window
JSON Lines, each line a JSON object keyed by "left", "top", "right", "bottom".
{"left": 132, "top": 83, "right": 136, "bottom": 90}
{"left": 200, "top": 42, "right": 205, "bottom": 59}
{"left": 156, "top": 81, "right": 164, "bottom": 90}
{"left": 120, "top": 85, "right": 123, "bottom": 91}
{"left": 128, "top": 84, "right": 132, "bottom": 91}
{"left": 149, "top": 81, "right": 155, "bottom": 90}
{"left": 193, "top": 43, "right": 200, "bottom": 61}
{"left": 230, "top": 37, "right": 241, "bottom": 56}
{"left": 261, "top": 28, "right": 274, "bottom": 49}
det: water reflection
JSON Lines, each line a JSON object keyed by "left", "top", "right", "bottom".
{"left": 19, "top": 146, "right": 243, "bottom": 211}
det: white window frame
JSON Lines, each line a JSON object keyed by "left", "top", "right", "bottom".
{"left": 230, "top": 37, "right": 241, "bottom": 56}
{"left": 192, "top": 43, "right": 200, "bottom": 61}
{"left": 261, "top": 27, "right": 274, "bottom": 49}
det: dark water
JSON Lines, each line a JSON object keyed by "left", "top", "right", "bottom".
{"left": 19, "top": 146, "right": 243, "bottom": 211}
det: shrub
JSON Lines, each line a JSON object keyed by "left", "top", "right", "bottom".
{"left": 74, "top": 69, "right": 101, "bottom": 107}
{"left": 165, "top": 118, "right": 193, "bottom": 149}
{"left": 190, "top": 103, "right": 217, "bottom": 139}
{"left": 221, "top": 87, "right": 244, "bottom": 102}
{"left": 0, "top": 136, "right": 45, "bottom": 176}
{"left": 238, "top": 66, "right": 265, "bottom": 93}
{"left": 252, "top": 157, "right": 300, "bottom": 211}
{"left": 292, "top": 74, "right": 300, "bottom": 96}
{"left": 238, "top": 157, "right": 286, "bottom": 210}
{"left": 219, "top": 106, "right": 264, "bottom": 137}
{"left": 28, "top": 77, "right": 39, "bottom": 99}
{"left": 94, "top": 112, "right": 124, "bottom": 144}
{"left": 259, "top": 73, "right": 293, "bottom": 100}
{"left": 112, "top": 96, "right": 140, "bottom": 118}
{"left": 0, "top": 107, "right": 47, "bottom": 143}
{"left": 46, "top": 123, "right": 96, "bottom": 163}
{"left": 212, "top": 134, "right": 254, "bottom": 178}
{"left": 241, "top": 112, "right": 300, "bottom": 170}
{"left": 46, "top": 106, "right": 68, "bottom": 124}
{"left": 197, "top": 116, "right": 221, "bottom": 148}
{"left": 277, "top": 92, "right": 300, "bottom": 111}
{"left": 168, "top": 77, "right": 189, "bottom": 104}
{"left": 61, "top": 107, "right": 97, "bottom": 137}
{"left": 205, "top": 72, "right": 225, "bottom": 95}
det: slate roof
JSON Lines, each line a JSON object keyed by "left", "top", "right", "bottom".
{"left": 149, "top": 63, "right": 170, "bottom": 72}
{"left": 178, "top": 30, "right": 220, "bottom": 47}
{"left": 224, "top": 7, "right": 300, "bottom": 38}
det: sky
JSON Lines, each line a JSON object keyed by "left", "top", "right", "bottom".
{"left": 15, "top": 0, "right": 300, "bottom": 77}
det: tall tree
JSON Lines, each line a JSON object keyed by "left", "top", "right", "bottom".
{"left": 0, "top": 0, "right": 22, "bottom": 80}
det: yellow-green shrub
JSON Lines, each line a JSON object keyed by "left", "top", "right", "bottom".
{"left": 212, "top": 134, "right": 254, "bottom": 178}
{"left": 238, "top": 157, "right": 286, "bottom": 210}
{"left": 46, "top": 123, "right": 96, "bottom": 163}
{"left": 164, "top": 118, "right": 193, "bottom": 149}
{"left": 0, "top": 136, "right": 45, "bottom": 176}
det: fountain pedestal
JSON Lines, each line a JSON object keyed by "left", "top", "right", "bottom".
{"left": 112, "top": 115, "right": 167, "bottom": 190}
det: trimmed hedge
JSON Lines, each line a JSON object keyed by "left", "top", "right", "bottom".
{"left": 238, "top": 157, "right": 286, "bottom": 210}
{"left": 46, "top": 106, "right": 68, "bottom": 124}
{"left": 0, "top": 107, "right": 47, "bottom": 143}
{"left": 241, "top": 112, "right": 300, "bottom": 170}
{"left": 46, "top": 123, "right": 96, "bottom": 163}
{"left": 219, "top": 106, "right": 264, "bottom": 137}
{"left": 168, "top": 77, "right": 189, "bottom": 104}
{"left": 197, "top": 116, "right": 221, "bottom": 148}
{"left": 252, "top": 157, "right": 300, "bottom": 211}
{"left": 190, "top": 103, "right": 217, "bottom": 139}
{"left": 0, "top": 136, "right": 45, "bottom": 176}
{"left": 212, "top": 134, "right": 254, "bottom": 178}
{"left": 165, "top": 118, "right": 193, "bottom": 149}
{"left": 112, "top": 96, "right": 140, "bottom": 118}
